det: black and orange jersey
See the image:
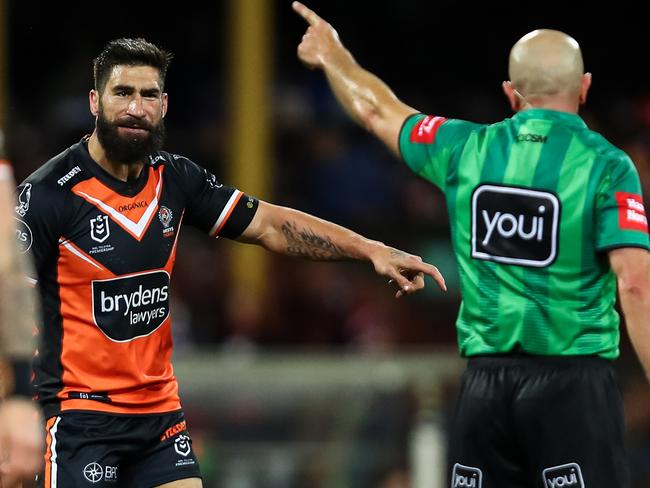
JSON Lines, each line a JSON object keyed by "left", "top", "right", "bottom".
{"left": 16, "top": 138, "right": 258, "bottom": 418}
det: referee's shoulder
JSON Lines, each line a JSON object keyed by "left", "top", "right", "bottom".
{"left": 578, "top": 127, "right": 632, "bottom": 167}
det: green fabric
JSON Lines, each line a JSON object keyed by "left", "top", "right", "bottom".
{"left": 399, "top": 109, "right": 650, "bottom": 358}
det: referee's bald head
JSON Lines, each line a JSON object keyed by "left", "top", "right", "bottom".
{"left": 509, "top": 29, "right": 584, "bottom": 99}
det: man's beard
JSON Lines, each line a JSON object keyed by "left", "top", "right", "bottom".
{"left": 96, "top": 111, "right": 166, "bottom": 165}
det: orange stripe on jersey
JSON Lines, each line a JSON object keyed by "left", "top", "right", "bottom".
{"left": 44, "top": 416, "right": 59, "bottom": 488}
{"left": 71, "top": 166, "right": 164, "bottom": 241}
{"left": 210, "top": 190, "right": 243, "bottom": 237}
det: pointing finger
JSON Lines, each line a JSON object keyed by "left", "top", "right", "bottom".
{"left": 409, "top": 261, "right": 447, "bottom": 291}
{"left": 292, "top": 1, "right": 321, "bottom": 26}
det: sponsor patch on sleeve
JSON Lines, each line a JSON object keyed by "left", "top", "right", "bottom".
{"left": 615, "top": 192, "right": 648, "bottom": 232}
{"left": 409, "top": 115, "right": 447, "bottom": 144}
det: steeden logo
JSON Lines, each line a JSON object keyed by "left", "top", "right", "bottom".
{"left": 161, "top": 420, "right": 187, "bottom": 442}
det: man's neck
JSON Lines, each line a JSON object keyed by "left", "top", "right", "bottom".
{"left": 87, "top": 131, "right": 145, "bottom": 182}
{"left": 520, "top": 96, "right": 580, "bottom": 114}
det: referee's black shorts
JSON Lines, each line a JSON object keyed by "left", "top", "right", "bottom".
{"left": 448, "top": 355, "right": 629, "bottom": 488}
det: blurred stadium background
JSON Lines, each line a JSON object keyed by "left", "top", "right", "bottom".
{"left": 3, "top": 1, "right": 650, "bottom": 486}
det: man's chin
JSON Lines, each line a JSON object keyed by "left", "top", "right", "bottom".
{"left": 117, "top": 126, "right": 151, "bottom": 138}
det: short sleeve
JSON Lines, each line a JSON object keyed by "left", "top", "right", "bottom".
{"left": 173, "top": 156, "right": 259, "bottom": 239}
{"left": 398, "top": 114, "right": 480, "bottom": 192}
{"left": 595, "top": 155, "right": 650, "bottom": 251}
{"left": 15, "top": 180, "right": 62, "bottom": 280}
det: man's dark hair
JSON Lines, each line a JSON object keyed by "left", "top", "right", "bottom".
{"left": 93, "top": 38, "right": 173, "bottom": 93}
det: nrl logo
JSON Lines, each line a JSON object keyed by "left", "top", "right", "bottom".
{"left": 90, "top": 215, "right": 110, "bottom": 243}
{"left": 174, "top": 434, "right": 191, "bottom": 457}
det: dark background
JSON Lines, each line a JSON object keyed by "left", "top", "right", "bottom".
{"left": 7, "top": 0, "right": 650, "bottom": 356}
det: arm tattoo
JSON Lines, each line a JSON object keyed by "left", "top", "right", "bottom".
{"left": 281, "top": 221, "right": 348, "bottom": 260}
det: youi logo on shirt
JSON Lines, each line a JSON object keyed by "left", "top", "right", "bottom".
{"left": 471, "top": 184, "right": 560, "bottom": 267}
{"left": 91, "top": 270, "right": 170, "bottom": 341}
{"left": 451, "top": 463, "right": 482, "bottom": 488}
{"left": 542, "top": 463, "right": 584, "bottom": 488}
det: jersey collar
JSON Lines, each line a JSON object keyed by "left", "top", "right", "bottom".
{"left": 512, "top": 109, "right": 588, "bottom": 130}
{"left": 73, "top": 137, "right": 151, "bottom": 197}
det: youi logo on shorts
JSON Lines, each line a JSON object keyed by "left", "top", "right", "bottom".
{"left": 92, "top": 270, "right": 170, "bottom": 342}
{"left": 542, "top": 463, "right": 584, "bottom": 488}
{"left": 451, "top": 463, "right": 482, "bottom": 488}
{"left": 471, "top": 184, "right": 560, "bottom": 267}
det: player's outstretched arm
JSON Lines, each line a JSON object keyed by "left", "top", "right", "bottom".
{"left": 237, "top": 201, "right": 446, "bottom": 297}
{"left": 610, "top": 247, "right": 650, "bottom": 380}
{"left": 293, "top": 1, "right": 418, "bottom": 157}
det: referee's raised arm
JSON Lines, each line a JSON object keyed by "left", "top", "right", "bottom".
{"left": 293, "top": 1, "right": 418, "bottom": 158}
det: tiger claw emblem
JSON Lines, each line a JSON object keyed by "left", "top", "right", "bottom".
{"left": 15, "top": 184, "right": 32, "bottom": 216}
{"left": 174, "top": 434, "right": 191, "bottom": 457}
{"left": 90, "top": 215, "right": 110, "bottom": 243}
{"left": 158, "top": 206, "right": 173, "bottom": 228}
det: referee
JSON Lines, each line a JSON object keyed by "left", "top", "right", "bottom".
{"left": 294, "top": 3, "right": 650, "bottom": 487}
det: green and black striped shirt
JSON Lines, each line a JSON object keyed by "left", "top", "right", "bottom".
{"left": 400, "top": 109, "right": 650, "bottom": 358}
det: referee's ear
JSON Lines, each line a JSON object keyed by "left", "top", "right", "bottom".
{"left": 502, "top": 81, "right": 520, "bottom": 112}
{"left": 579, "top": 73, "right": 592, "bottom": 105}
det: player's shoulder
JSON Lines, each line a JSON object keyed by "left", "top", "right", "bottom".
{"left": 15, "top": 142, "right": 91, "bottom": 222}
{"left": 152, "top": 150, "right": 221, "bottom": 184}
{"left": 150, "top": 150, "right": 197, "bottom": 173}
{"left": 18, "top": 141, "right": 89, "bottom": 197}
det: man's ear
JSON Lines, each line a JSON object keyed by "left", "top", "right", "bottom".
{"left": 579, "top": 73, "right": 592, "bottom": 105}
{"left": 89, "top": 89, "right": 100, "bottom": 117}
{"left": 502, "top": 81, "right": 520, "bottom": 112}
{"left": 162, "top": 93, "right": 168, "bottom": 118}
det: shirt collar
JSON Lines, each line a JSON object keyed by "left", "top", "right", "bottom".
{"left": 512, "top": 109, "right": 587, "bottom": 129}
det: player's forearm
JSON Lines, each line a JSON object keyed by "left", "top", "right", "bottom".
{"left": 620, "top": 281, "right": 650, "bottom": 381}
{"left": 257, "top": 205, "right": 379, "bottom": 262}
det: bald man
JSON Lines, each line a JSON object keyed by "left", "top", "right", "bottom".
{"left": 294, "top": 4, "right": 650, "bottom": 487}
